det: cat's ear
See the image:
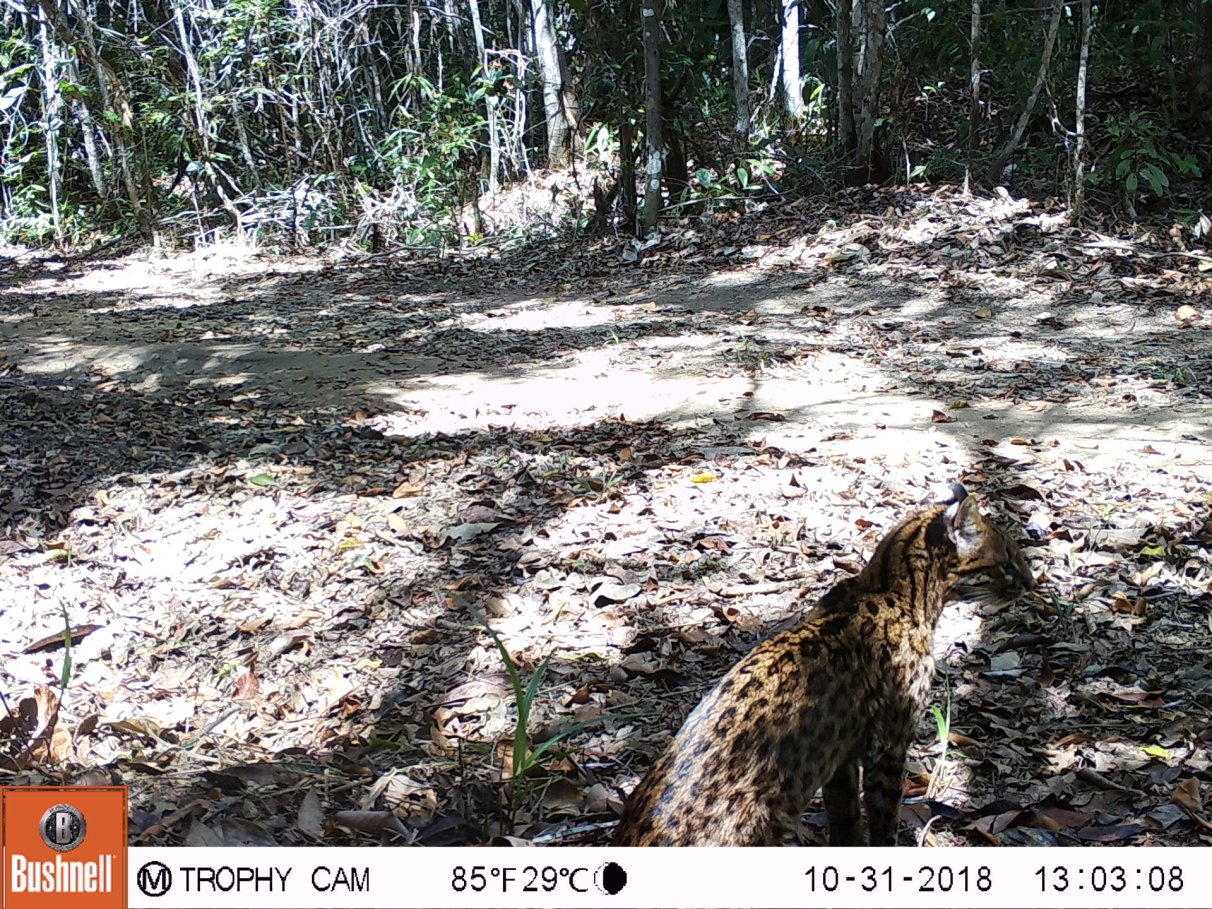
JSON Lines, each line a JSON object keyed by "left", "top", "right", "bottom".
{"left": 941, "top": 482, "right": 968, "bottom": 505}
{"left": 944, "top": 492, "right": 985, "bottom": 557}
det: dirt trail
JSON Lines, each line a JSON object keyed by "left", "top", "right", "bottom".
{"left": 2, "top": 211, "right": 1210, "bottom": 846}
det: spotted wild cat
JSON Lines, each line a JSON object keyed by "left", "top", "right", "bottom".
{"left": 612, "top": 484, "right": 1034, "bottom": 846}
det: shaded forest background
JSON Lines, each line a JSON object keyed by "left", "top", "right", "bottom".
{"left": 0, "top": 0, "right": 1209, "bottom": 248}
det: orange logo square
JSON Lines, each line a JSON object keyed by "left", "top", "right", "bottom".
{"left": 1, "top": 787, "right": 127, "bottom": 909}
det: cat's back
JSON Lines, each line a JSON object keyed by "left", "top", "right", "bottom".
{"left": 612, "top": 611, "right": 866, "bottom": 846}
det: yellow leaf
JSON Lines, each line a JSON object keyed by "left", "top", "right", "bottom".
{"left": 1139, "top": 544, "right": 1166, "bottom": 557}
{"left": 1143, "top": 745, "right": 1169, "bottom": 759}
{"left": 690, "top": 473, "right": 718, "bottom": 484}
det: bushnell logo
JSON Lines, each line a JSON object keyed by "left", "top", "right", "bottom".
{"left": 40, "top": 803, "right": 87, "bottom": 852}
{"left": 2, "top": 785, "right": 127, "bottom": 907}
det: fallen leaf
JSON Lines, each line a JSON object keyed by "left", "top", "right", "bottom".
{"left": 333, "top": 810, "right": 408, "bottom": 838}
{"left": 23, "top": 624, "right": 102, "bottom": 653}
{"left": 297, "top": 790, "right": 326, "bottom": 838}
{"left": 744, "top": 412, "right": 786, "bottom": 422}
{"left": 1073, "top": 823, "right": 1147, "bottom": 843}
{"left": 233, "top": 669, "right": 260, "bottom": 699}
{"left": 1110, "top": 591, "right": 1147, "bottom": 616}
{"left": 999, "top": 483, "right": 1045, "bottom": 500}
{"left": 591, "top": 580, "right": 641, "bottom": 605}
{"left": 443, "top": 521, "right": 500, "bottom": 543}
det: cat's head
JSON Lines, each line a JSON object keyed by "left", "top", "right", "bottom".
{"left": 943, "top": 483, "right": 1035, "bottom": 605}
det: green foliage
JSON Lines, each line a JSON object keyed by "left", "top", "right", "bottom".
{"left": 684, "top": 154, "right": 777, "bottom": 208}
{"left": 1094, "top": 113, "right": 1202, "bottom": 215}
{"left": 926, "top": 674, "right": 952, "bottom": 799}
{"left": 370, "top": 71, "right": 489, "bottom": 245}
{"left": 0, "top": 0, "right": 1207, "bottom": 243}
{"left": 930, "top": 701, "right": 950, "bottom": 748}
{"left": 470, "top": 607, "right": 613, "bottom": 808}
{"left": 58, "top": 604, "right": 75, "bottom": 689}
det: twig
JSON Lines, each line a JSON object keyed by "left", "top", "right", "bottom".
{"left": 1074, "top": 767, "right": 1146, "bottom": 798}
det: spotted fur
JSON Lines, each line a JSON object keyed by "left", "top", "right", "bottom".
{"left": 612, "top": 484, "right": 1034, "bottom": 846}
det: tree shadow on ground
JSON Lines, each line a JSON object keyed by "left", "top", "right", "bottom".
{"left": 1, "top": 213, "right": 1209, "bottom": 846}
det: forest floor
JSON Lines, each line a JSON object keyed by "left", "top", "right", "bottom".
{"left": 2, "top": 188, "right": 1212, "bottom": 848}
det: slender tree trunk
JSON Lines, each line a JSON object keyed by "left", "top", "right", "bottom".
{"left": 780, "top": 0, "right": 804, "bottom": 119}
{"left": 836, "top": 0, "right": 855, "bottom": 152}
{"left": 515, "top": 0, "right": 536, "bottom": 175}
{"left": 853, "top": 0, "right": 885, "bottom": 176}
{"left": 964, "top": 0, "right": 982, "bottom": 194}
{"left": 230, "top": 98, "right": 262, "bottom": 190}
{"left": 410, "top": 8, "right": 423, "bottom": 76}
{"left": 640, "top": 0, "right": 663, "bottom": 233}
{"left": 468, "top": 0, "right": 500, "bottom": 192}
{"left": 1071, "top": 0, "right": 1092, "bottom": 221}
{"left": 836, "top": 0, "right": 884, "bottom": 181}
{"left": 554, "top": 36, "right": 581, "bottom": 158}
{"left": 68, "top": 74, "right": 106, "bottom": 200}
{"left": 36, "top": 15, "right": 62, "bottom": 238}
{"left": 620, "top": 118, "right": 636, "bottom": 232}
{"left": 985, "top": 0, "right": 1064, "bottom": 185}
{"left": 530, "top": 0, "right": 570, "bottom": 167}
{"left": 728, "top": 0, "right": 751, "bottom": 146}
{"left": 1191, "top": 0, "right": 1212, "bottom": 126}
{"left": 767, "top": 42, "right": 783, "bottom": 109}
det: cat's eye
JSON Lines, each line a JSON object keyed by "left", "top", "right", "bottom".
{"left": 1004, "top": 561, "right": 1033, "bottom": 590}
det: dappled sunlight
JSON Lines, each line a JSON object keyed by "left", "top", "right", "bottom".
{"left": 1, "top": 188, "right": 1210, "bottom": 846}
{"left": 468, "top": 298, "right": 615, "bottom": 332}
{"left": 367, "top": 337, "right": 748, "bottom": 435}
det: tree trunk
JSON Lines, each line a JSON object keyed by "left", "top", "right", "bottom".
{"left": 554, "top": 31, "right": 581, "bottom": 158}
{"left": 780, "top": 0, "right": 804, "bottom": 119}
{"left": 964, "top": 0, "right": 981, "bottom": 194}
{"left": 640, "top": 0, "right": 663, "bottom": 234}
{"left": 468, "top": 0, "right": 500, "bottom": 193}
{"left": 516, "top": 0, "right": 536, "bottom": 175}
{"left": 1191, "top": 0, "right": 1212, "bottom": 127}
{"left": 836, "top": 0, "right": 855, "bottom": 152}
{"left": 1071, "top": 0, "right": 1092, "bottom": 221}
{"left": 853, "top": 0, "right": 885, "bottom": 177}
{"left": 620, "top": 118, "right": 637, "bottom": 232}
{"left": 985, "top": 0, "right": 1064, "bottom": 185}
{"left": 530, "top": 0, "right": 570, "bottom": 167}
{"left": 836, "top": 0, "right": 884, "bottom": 181}
{"left": 35, "top": 16, "right": 62, "bottom": 238}
{"left": 728, "top": 0, "right": 751, "bottom": 146}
